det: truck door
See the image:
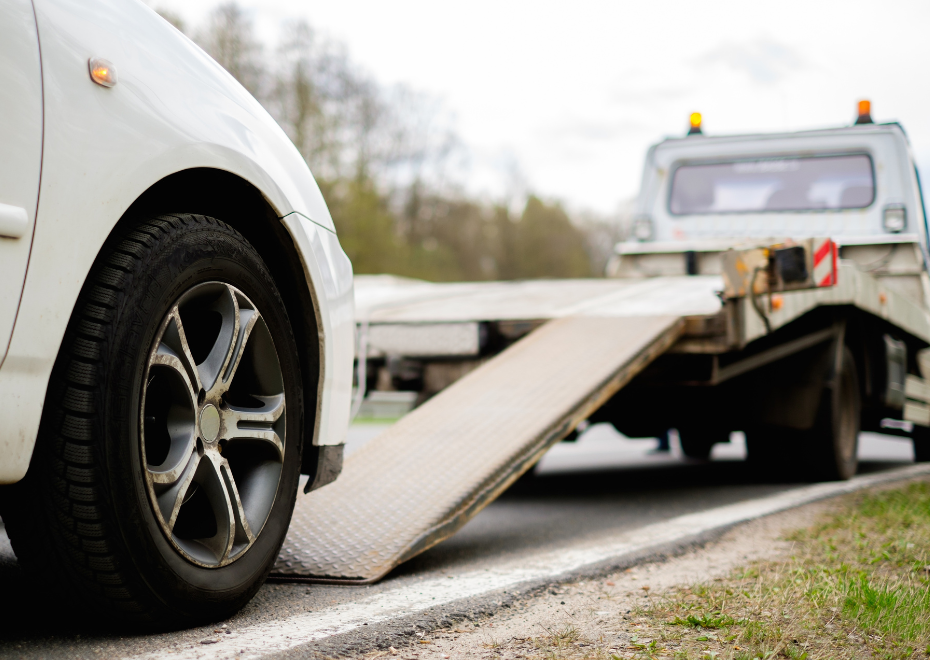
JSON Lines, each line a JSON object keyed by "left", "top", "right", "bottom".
{"left": 0, "top": 0, "right": 43, "bottom": 366}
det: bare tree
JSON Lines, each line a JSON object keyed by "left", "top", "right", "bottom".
{"left": 196, "top": 3, "right": 264, "bottom": 98}
{"left": 173, "top": 2, "right": 600, "bottom": 282}
{"left": 272, "top": 21, "right": 363, "bottom": 179}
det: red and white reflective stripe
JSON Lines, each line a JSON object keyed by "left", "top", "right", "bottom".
{"left": 812, "top": 238, "right": 838, "bottom": 287}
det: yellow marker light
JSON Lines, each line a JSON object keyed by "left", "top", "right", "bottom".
{"left": 88, "top": 57, "right": 117, "bottom": 88}
{"left": 687, "top": 112, "right": 703, "bottom": 135}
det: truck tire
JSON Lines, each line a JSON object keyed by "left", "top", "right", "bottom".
{"left": 912, "top": 426, "right": 930, "bottom": 462}
{"left": 0, "top": 214, "right": 303, "bottom": 625}
{"left": 810, "top": 346, "right": 860, "bottom": 480}
{"left": 677, "top": 427, "right": 729, "bottom": 460}
{"left": 746, "top": 346, "right": 859, "bottom": 481}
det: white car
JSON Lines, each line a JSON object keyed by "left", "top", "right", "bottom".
{"left": 0, "top": 0, "right": 355, "bottom": 624}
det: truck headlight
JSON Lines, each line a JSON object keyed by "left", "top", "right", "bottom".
{"left": 631, "top": 216, "right": 654, "bottom": 241}
{"left": 883, "top": 204, "right": 906, "bottom": 233}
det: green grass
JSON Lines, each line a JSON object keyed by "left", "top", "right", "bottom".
{"left": 670, "top": 613, "right": 741, "bottom": 630}
{"left": 643, "top": 481, "right": 930, "bottom": 659}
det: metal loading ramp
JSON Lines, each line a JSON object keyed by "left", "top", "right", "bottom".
{"left": 273, "top": 314, "right": 683, "bottom": 582}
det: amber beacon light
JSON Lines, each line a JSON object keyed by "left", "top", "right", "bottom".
{"left": 688, "top": 112, "right": 703, "bottom": 135}
{"left": 855, "top": 99, "right": 872, "bottom": 125}
{"left": 88, "top": 57, "right": 117, "bottom": 87}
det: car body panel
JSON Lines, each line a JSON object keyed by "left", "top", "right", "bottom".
{"left": 0, "top": 0, "right": 353, "bottom": 483}
{"left": 0, "top": 0, "right": 43, "bottom": 368}
{"left": 280, "top": 213, "right": 355, "bottom": 448}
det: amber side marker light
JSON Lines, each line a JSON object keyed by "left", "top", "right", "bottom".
{"left": 688, "top": 112, "right": 702, "bottom": 135}
{"left": 855, "top": 99, "right": 872, "bottom": 125}
{"left": 88, "top": 57, "right": 117, "bottom": 88}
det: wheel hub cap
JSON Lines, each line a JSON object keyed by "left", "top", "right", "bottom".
{"left": 199, "top": 404, "right": 221, "bottom": 443}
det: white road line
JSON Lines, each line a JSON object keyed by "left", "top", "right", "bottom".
{"left": 141, "top": 463, "right": 930, "bottom": 660}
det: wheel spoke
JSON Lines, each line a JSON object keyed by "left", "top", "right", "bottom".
{"left": 197, "top": 452, "right": 236, "bottom": 562}
{"left": 145, "top": 309, "right": 198, "bottom": 481}
{"left": 155, "top": 450, "right": 201, "bottom": 532}
{"left": 225, "top": 394, "right": 285, "bottom": 459}
{"left": 213, "top": 288, "right": 260, "bottom": 398}
{"left": 148, "top": 432, "right": 196, "bottom": 486}
{"left": 220, "top": 461, "right": 255, "bottom": 552}
{"left": 196, "top": 286, "right": 239, "bottom": 393}
{"left": 152, "top": 308, "right": 203, "bottom": 395}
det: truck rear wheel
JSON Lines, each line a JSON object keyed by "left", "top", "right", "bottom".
{"left": 747, "top": 346, "right": 859, "bottom": 481}
{"left": 912, "top": 426, "right": 930, "bottom": 462}
{"left": 807, "top": 346, "right": 860, "bottom": 481}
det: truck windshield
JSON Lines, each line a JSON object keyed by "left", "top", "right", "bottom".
{"left": 669, "top": 154, "right": 874, "bottom": 215}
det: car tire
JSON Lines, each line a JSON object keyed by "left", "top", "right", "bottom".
{"left": 0, "top": 214, "right": 303, "bottom": 625}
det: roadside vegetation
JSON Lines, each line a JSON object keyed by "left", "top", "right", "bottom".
{"left": 156, "top": 3, "right": 624, "bottom": 281}
{"left": 487, "top": 481, "right": 930, "bottom": 660}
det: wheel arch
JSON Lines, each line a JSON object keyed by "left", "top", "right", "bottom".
{"left": 121, "top": 168, "right": 325, "bottom": 477}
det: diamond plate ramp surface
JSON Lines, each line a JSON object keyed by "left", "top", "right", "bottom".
{"left": 273, "top": 315, "right": 683, "bottom": 581}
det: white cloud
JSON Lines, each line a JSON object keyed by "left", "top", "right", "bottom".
{"left": 697, "top": 38, "right": 804, "bottom": 84}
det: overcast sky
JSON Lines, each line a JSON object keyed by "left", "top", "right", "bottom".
{"left": 152, "top": 0, "right": 930, "bottom": 216}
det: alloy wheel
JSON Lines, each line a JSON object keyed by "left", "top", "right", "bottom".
{"left": 140, "top": 282, "right": 286, "bottom": 567}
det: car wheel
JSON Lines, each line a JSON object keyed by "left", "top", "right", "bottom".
{"left": 0, "top": 214, "right": 303, "bottom": 625}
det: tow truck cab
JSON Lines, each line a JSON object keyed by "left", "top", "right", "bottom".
{"left": 600, "top": 107, "right": 930, "bottom": 470}
{"left": 610, "top": 119, "right": 928, "bottom": 307}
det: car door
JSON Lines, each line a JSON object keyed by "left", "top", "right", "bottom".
{"left": 0, "top": 0, "right": 43, "bottom": 367}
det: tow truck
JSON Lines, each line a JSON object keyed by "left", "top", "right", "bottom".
{"left": 272, "top": 101, "right": 930, "bottom": 583}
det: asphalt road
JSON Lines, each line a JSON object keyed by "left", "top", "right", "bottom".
{"left": 0, "top": 424, "right": 916, "bottom": 658}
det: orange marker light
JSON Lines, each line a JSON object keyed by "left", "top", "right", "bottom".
{"left": 855, "top": 98, "right": 872, "bottom": 125}
{"left": 770, "top": 294, "right": 784, "bottom": 311}
{"left": 688, "top": 112, "right": 703, "bottom": 135}
{"left": 88, "top": 57, "right": 117, "bottom": 88}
